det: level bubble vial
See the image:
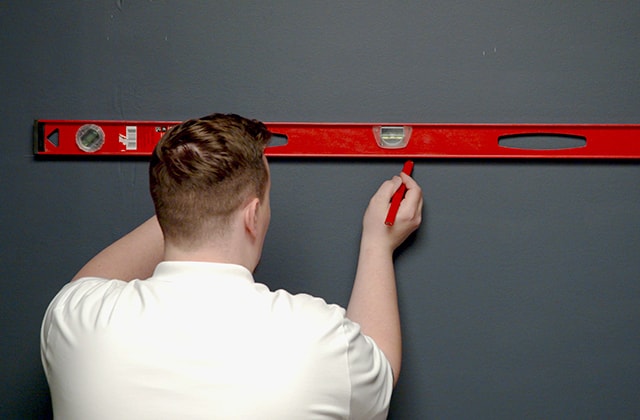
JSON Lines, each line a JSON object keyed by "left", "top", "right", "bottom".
{"left": 76, "top": 124, "right": 105, "bottom": 152}
{"left": 374, "top": 126, "right": 411, "bottom": 149}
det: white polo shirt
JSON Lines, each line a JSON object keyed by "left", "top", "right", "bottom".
{"left": 41, "top": 261, "right": 393, "bottom": 419}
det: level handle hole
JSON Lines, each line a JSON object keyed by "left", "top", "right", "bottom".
{"left": 498, "top": 133, "right": 586, "bottom": 150}
{"left": 268, "top": 133, "right": 289, "bottom": 148}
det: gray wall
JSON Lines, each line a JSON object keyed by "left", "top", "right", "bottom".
{"left": 1, "top": 2, "right": 639, "bottom": 418}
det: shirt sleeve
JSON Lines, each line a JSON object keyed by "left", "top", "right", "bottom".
{"left": 342, "top": 318, "right": 394, "bottom": 420}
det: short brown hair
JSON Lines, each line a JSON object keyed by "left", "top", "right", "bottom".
{"left": 149, "top": 113, "right": 271, "bottom": 248}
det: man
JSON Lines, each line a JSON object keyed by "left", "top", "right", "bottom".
{"left": 41, "top": 113, "right": 423, "bottom": 419}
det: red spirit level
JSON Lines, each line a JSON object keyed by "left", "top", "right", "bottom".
{"left": 34, "top": 120, "right": 640, "bottom": 159}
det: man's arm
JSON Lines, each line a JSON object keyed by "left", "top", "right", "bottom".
{"left": 346, "top": 172, "right": 423, "bottom": 386}
{"left": 71, "top": 216, "right": 165, "bottom": 282}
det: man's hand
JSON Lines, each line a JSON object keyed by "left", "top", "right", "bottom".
{"left": 362, "top": 172, "right": 423, "bottom": 252}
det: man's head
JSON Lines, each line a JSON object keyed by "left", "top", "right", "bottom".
{"left": 149, "top": 113, "right": 271, "bottom": 252}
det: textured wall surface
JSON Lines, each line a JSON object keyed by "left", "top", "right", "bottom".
{"left": 1, "top": 2, "right": 638, "bottom": 418}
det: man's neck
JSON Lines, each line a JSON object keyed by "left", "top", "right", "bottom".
{"left": 163, "top": 241, "right": 257, "bottom": 272}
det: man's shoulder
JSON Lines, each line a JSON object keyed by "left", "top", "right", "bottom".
{"left": 51, "top": 277, "right": 126, "bottom": 305}
{"left": 268, "top": 288, "right": 346, "bottom": 320}
{"left": 42, "top": 277, "right": 144, "bottom": 330}
{"left": 255, "top": 288, "right": 361, "bottom": 345}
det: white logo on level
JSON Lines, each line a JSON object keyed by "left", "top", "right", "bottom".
{"left": 119, "top": 126, "right": 138, "bottom": 150}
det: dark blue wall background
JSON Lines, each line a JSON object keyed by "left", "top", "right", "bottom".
{"left": 1, "top": 2, "right": 638, "bottom": 418}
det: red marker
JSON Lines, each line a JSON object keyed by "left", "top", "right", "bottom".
{"left": 385, "top": 160, "right": 414, "bottom": 226}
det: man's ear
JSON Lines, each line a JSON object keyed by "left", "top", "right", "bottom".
{"left": 243, "top": 197, "right": 260, "bottom": 238}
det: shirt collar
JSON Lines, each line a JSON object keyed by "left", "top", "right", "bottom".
{"left": 151, "top": 261, "right": 255, "bottom": 285}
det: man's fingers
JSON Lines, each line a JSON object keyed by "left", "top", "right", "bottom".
{"left": 372, "top": 176, "right": 403, "bottom": 204}
{"left": 399, "top": 172, "right": 419, "bottom": 191}
{"left": 395, "top": 173, "right": 423, "bottom": 224}
{"left": 398, "top": 173, "right": 422, "bottom": 206}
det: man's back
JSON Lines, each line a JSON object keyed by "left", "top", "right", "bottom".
{"left": 41, "top": 261, "right": 393, "bottom": 419}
